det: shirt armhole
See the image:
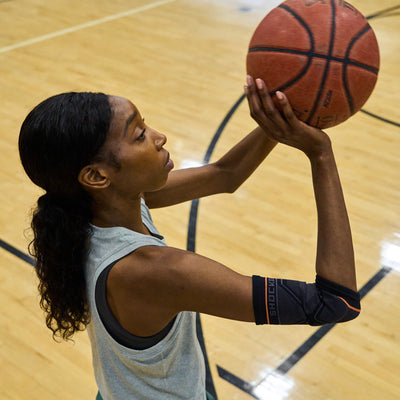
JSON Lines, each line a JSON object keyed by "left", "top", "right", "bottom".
{"left": 95, "top": 262, "right": 176, "bottom": 350}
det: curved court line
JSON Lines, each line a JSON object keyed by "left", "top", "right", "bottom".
{"left": 187, "top": 94, "right": 246, "bottom": 400}
{"left": 0, "top": 0, "right": 176, "bottom": 54}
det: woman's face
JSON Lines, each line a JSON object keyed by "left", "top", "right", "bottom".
{"left": 101, "top": 96, "right": 174, "bottom": 198}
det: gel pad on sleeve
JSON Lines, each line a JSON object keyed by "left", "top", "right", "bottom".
{"left": 252, "top": 275, "right": 361, "bottom": 326}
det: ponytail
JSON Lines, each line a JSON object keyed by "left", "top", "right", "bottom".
{"left": 31, "top": 192, "right": 91, "bottom": 340}
{"left": 19, "top": 92, "right": 111, "bottom": 340}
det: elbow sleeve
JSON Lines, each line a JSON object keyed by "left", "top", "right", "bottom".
{"left": 252, "top": 274, "right": 361, "bottom": 326}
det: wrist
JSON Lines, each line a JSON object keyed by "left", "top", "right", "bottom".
{"left": 254, "top": 126, "right": 278, "bottom": 145}
{"left": 306, "top": 138, "right": 333, "bottom": 163}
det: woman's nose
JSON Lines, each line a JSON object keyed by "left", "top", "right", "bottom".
{"left": 154, "top": 131, "right": 167, "bottom": 149}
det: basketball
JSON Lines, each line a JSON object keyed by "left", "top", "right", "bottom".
{"left": 246, "top": 0, "right": 380, "bottom": 128}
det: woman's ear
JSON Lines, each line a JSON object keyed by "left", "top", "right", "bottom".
{"left": 78, "top": 165, "right": 110, "bottom": 190}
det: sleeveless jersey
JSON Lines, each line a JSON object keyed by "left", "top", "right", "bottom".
{"left": 85, "top": 198, "right": 206, "bottom": 399}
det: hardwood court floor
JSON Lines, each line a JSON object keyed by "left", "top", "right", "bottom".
{"left": 0, "top": 0, "right": 399, "bottom": 399}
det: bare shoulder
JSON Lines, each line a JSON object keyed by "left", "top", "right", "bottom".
{"left": 106, "top": 245, "right": 253, "bottom": 336}
{"left": 105, "top": 246, "right": 192, "bottom": 336}
{"left": 108, "top": 245, "right": 224, "bottom": 298}
{"left": 109, "top": 245, "right": 196, "bottom": 284}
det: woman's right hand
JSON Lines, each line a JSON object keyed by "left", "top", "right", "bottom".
{"left": 244, "top": 75, "right": 332, "bottom": 160}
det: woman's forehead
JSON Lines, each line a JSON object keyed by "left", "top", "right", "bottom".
{"left": 105, "top": 96, "right": 141, "bottom": 145}
{"left": 109, "top": 96, "right": 137, "bottom": 115}
{"left": 108, "top": 97, "right": 140, "bottom": 126}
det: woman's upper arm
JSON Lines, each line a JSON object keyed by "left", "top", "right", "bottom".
{"left": 106, "top": 246, "right": 254, "bottom": 336}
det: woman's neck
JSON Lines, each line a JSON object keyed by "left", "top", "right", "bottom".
{"left": 91, "top": 194, "right": 149, "bottom": 234}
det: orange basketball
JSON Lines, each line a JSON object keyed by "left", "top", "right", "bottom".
{"left": 246, "top": 0, "right": 380, "bottom": 128}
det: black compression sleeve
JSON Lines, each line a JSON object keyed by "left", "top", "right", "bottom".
{"left": 316, "top": 275, "right": 361, "bottom": 310}
{"left": 252, "top": 275, "right": 361, "bottom": 326}
{"left": 252, "top": 275, "right": 267, "bottom": 325}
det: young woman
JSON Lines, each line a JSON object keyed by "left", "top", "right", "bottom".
{"left": 19, "top": 76, "right": 360, "bottom": 400}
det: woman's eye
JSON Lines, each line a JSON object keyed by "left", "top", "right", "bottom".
{"left": 137, "top": 128, "right": 146, "bottom": 140}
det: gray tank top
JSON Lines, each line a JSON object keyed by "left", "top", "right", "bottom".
{"left": 85, "top": 198, "right": 206, "bottom": 399}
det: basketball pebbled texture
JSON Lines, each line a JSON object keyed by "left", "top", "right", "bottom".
{"left": 246, "top": 0, "right": 380, "bottom": 128}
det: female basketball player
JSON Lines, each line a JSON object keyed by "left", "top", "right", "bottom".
{"left": 18, "top": 76, "right": 360, "bottom": 400}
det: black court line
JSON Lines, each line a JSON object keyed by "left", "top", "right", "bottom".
{"left": 360, "top": 109, "right": 400, "bottom": 128}
{"left": 217, "top": 266, "right": 393, "bottom": 398}
{"left": 0, "top": 238, "right": 35, "bottom": 266}
{"left": 187, "top": 94, "right": 246, "bottom": 400}
{"left": 366, "top": 4, "right": 400, "bottom": 20}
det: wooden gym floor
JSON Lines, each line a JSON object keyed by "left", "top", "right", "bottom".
{"left": 0, "top": 0, "right": 399, "bottom": 399}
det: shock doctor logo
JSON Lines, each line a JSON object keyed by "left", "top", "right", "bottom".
{"left": 267, "top": 278, "right": 279, "bottom": 324}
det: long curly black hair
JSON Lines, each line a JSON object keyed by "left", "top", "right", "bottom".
{"left": 18, "top": 92, "right": 112, "bottom": 340}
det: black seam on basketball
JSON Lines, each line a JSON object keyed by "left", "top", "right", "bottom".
{"left": 343, "top": 24, "right": 375, "bottom": 115}
{"left": 275, "top": 4, "right": 315, "bottom": 96}
{"left": 248, "top": 47, "right": 378, "bottom": 75}
{"left": 249, "top": 47, "right": 310, "bottom": 56}
{"left": 307, "top": 0, "right": 336, "bottom": 125}
{"left": 346, "top": 60, "right": 378, "bottom": 74}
